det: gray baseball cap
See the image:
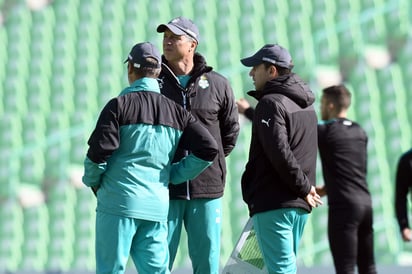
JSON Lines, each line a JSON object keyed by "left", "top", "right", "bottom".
{"left": 124, "top": 42, "right": 161, "bottom": 69}
{"left": 157, "top": 16, "right": 199, "bottom": 43}
{"left": 241, "top": 44, "right": 294, "bottom": 69}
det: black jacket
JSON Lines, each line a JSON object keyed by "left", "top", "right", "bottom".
{"left": 318, "top": 118, "right": 372, "bottom": 208}
{"left": 158, "top": 53, "right": 240, "bottom": 199}
{"left": 241, "top": 73, "right": 317, "bottom": 216}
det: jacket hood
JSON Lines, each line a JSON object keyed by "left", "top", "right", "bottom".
{"left": 247, "top": 73, "right": 315, "bottom": 108}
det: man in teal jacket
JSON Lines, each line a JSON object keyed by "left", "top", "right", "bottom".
{"left": 82, "top": 42, "right": 218, "bottom": 274}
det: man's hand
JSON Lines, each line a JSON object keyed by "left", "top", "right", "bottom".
{"left": 401, "top": 228, "right": 412, "bottom": 242}
{"left": 305, "top": 186, "right": 323, "bottom": 208}
{"left": 315, "top": 185, "right": 327, "bottom": 197}
{"left": 236, "top": 98, "right": 251, "bottom": 114}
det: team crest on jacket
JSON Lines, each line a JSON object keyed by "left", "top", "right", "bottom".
{"left": 198, "top": 75, "right": 209, "bottom": 89}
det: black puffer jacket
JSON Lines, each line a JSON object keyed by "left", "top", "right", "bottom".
{"left": 159, "top": 53, "right": 240, "bottom": 199}
{"left": 241, "top": 73, "right": 317, "bottom": 216}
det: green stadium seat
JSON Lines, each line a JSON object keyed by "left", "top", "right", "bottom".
{"left": 3, "top": 77, "right": 28, "bottom": 116}
{"left": 26, "top": 75, "right": 51, "bottom": 116}
{"left": 19, "top": 204, "right": 49, "bottom": 271}
{"left": 170, "top": 0, "right": 194, "bottom": 19}
{"left": 43, "top": 113, "right": 71, "bottom": 181}
{"left": 20, "top": 114, "right": 46, "bottom": 185}
{"left": 0, "top": 198, "right": 24, "bottom": 272}
{"left": 241, "top": 0, "right": 266, "bottom": 17}
{"left": 30, "top": 6, "right": 55, "bottom": 41}
{"left": 146, "top": 0, "right": 171, "bottom": 43}
{"left": 214, "top": 17, "right": 242, "bottom": 74}
{"left": 336, "top": 0, "right": 361, "bottom": 12}
{"left": 29, "top": 44, "right": 53, "bottom": 79}
{"left": 29, "top": 8, "right": 54, "bottom": 80}
{"left": 311, "top": 0, "right": 336, "bottom": 15}
{"left": 71, "top": 188, "right": 96, "bottom": 270}
{"left": 1, "top": 106, "right": 17, "bottom": 141}
{"left": 99, "top": 40, "right": 123, "bottom": 72}
{"left": 121, "top": 13, "right": 149, "bottom": 50}
{"left": 0, "top": 154, "right": 21, "bottom": 198}
{"left": 287, "top": 0, "right": 312, "bottom": 14}
{"left": 336, "top": 29, "right": 363, "bottom": 77}
{"left": 52, "top": 1, "right": 78, "bottom": 51}
{"left": 49, "top": 76, "right": 75, "bottom": 114}
{"left": 69, "top": 114, "right": 93, "bottom": 165}
{"left": 0, "top": 27, "right": 7, "bottom": 96}
{"left": 291, "top": 18, "right": 317, "bottom": 69}
{"left": 96, "top": 71, "right": 121, "bottom": 108}
{"left": 375, "top": 65, "right": 411, "bottom": 170}
{"left": 384, "top": 1, "right": 409, "bottom": 42}
{"left": 5, "top": 5, "right": 31, "bottom": 79}
{"left": 52, "top": 4, "right": 78, "bottom": 82}
{"left": 45, "top": 183, "right": 76, "bottom": 270}
{"left": 314, "top": 25, "right": 340, "bottom": 65}
{"left": 192, "top": 2, "right": 218, "bottom": 67}
{"left": 50, "top": 40, "right": 76, "bottom": 83}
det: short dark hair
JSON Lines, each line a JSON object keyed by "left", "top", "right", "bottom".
{"left": 132, "top": 57, "right": 161, "bottom": 77}
{"left": 263, "top": 62, "right": 292, "bottom": 76}
{"left": 322, "top": 85, "right": 351, "bottom": 111}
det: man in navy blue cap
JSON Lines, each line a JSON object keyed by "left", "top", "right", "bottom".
{"left": 83, "top": 42, "right": 218, "bottom": 274}
{"left": 239, "top": 44, "right": 322, "bottom": 274}
{"left": 156, "top": 16, "right": 240, "bottom": 274}
{"left": 236, "top": 44, "right": 294, "bottom": 121}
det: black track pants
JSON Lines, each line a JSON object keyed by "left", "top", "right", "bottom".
{"left": 328, "top": 204, "right": 378, "bottom": 274}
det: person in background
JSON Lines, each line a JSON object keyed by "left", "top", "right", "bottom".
{"left": 395, "top": 148, "right": 412, "bottom": 242}
{"left": 82, "top": 42, "right": 218, "bottom": 274}
{"left": 240, "top": 44, "right": 322, "bottom": 274}
{"left": 156, "top": 16, "right": 240, "bottom": 273}
{"left": 317, "top": 85, "right": 377, "bottom": 274}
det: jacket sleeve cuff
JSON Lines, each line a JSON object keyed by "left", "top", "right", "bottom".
{"left": 170, "top": 154, "right": 212, "bottom": 184}
{"left": 82, "top": 157, "right": 107, "bottom": 187}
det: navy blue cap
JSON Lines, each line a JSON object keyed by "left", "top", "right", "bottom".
{"left": 124, "top": 42, "right": 161, "bottom": 69}
{"left": 157, "top": 16, "right": 199, "bottom": 43}
{"left": 241, "top": 44, "right": 294, "bottom": 69}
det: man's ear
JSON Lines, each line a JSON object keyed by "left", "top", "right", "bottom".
{"left": 127, "top": 62, "right": 133, "bottom": 74}
{"left": 269, "top": 65, "right": 278, "bottom": 77}
{"left": 190, "top": 40, "right": 197, "bottom": 52}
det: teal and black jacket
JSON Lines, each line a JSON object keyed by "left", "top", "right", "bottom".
{"left": 82, "top": 78, "right": 218, "bottom": 222}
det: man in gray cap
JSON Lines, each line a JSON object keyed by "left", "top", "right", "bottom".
{"left": 156, "top": 16, "right": 240, "bottom": 273}
{"left": 239, "top": 44, "right": 322, "bottom": 274}
{"left": 82, "top": 42, "right": 218, "bottom": 274}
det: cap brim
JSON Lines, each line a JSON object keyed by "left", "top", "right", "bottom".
{"left": 156, "top": 24, "right": 186, "bottom": 36}
{"left": 240, "top": 57, "right": 261, "bottom": 67}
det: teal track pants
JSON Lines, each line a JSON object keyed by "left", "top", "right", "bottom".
{"left": 167, "top": 198, "right": 222, "bottom": 274}
{"left": 95, "top": 211, "right": 170, "bottom": 274}
{"left": 252, "top": 208, "right": 308, "bottom": 274}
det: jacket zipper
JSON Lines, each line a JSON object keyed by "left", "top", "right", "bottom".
{"left": 181, "top": 88, "right": 191, "bottom": 200}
